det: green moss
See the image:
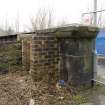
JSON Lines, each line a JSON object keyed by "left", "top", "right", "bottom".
{"left": 93, "top": 84, "right": 102, "bottom": 90}
{"left": 72, "top": 95, "right": 88, "bottom": 105}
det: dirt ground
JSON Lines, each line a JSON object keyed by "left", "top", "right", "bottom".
{"left": 0, "top": 72, "right": 105, "bottom": 105}
{"left": 0, "top": 72, "right": 77, "bottom": 105}
{"left": 0, "top": 72, "right": 31, "bottom": 105}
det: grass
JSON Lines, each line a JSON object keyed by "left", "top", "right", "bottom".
{"left": 72, "top": 95, "right": 88, "bottom": 105}
{"left": 71, "top": 84, "right": 103, "bottom": 105}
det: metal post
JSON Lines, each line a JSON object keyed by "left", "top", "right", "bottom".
{"left": 94, "top": 0, "right": 97, "bottom": 25}
{"left": 91, "top": 0, "right": 98, "bottom": 87}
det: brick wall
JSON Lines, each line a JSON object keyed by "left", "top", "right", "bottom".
{"left": 30, "top": 34, "right": 59, "bottom": 84}
{"left": 22, "top": 39, "right": 31, "bottom": 71}
{"left": 20, "top": 34, "right": 33, "bottom": 71}
{"left": 59, "top": 39, "right": 93, "bottom": 86}
{"left": 30, "top": 25, "right": 99, "bottom": 86}
{"left": 0, "top": 41, "right": 22, "bottom": 74}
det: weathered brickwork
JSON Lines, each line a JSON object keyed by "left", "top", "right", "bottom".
{"left": 30, "top": 34, "right": 59, "bottom": 84}
{"left": 59, "top": 39, "right": 93, "bottom": 86}
{"left": 22, "top": 39, "right": 31, "bottom": 71}
{"left": 30, "top": 25, "right": 99, "bottom": 87}
{"left": 0, "top": 41, "right": 22, "bottom": 74}
{"left": 20, "top": 34, "right": 33, "bottom": 71}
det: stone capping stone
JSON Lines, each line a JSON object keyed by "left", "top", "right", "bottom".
{"left": 33, "top": 24, "right": 99, "bottom": 38}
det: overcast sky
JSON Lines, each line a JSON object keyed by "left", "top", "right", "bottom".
{"left": 0, "top": 0, "right": 104, "bottom": 31}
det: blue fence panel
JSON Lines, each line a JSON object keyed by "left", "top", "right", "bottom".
{"left": 96, "top": 29, "right": 105, "bottom": 55}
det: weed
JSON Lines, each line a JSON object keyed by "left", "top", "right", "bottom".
{"left": 72, "top": 95, "right": 88, "bottom": 105}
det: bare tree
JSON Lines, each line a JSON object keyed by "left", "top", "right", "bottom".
{"left": 15, "top": 13, "right": 20, "bottom": 33}
{"left": 29, "top": 9, "right": 54, "bottom": 31}
{"left": 1, "top": 15, "right": 15, "bottom": 35}
{"left": 28, "top": 9, "right": 71, "bottom": 32}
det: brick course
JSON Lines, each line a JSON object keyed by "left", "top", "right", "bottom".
{"left": 30, "top": 34, "right": 59, "bottom": 84}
